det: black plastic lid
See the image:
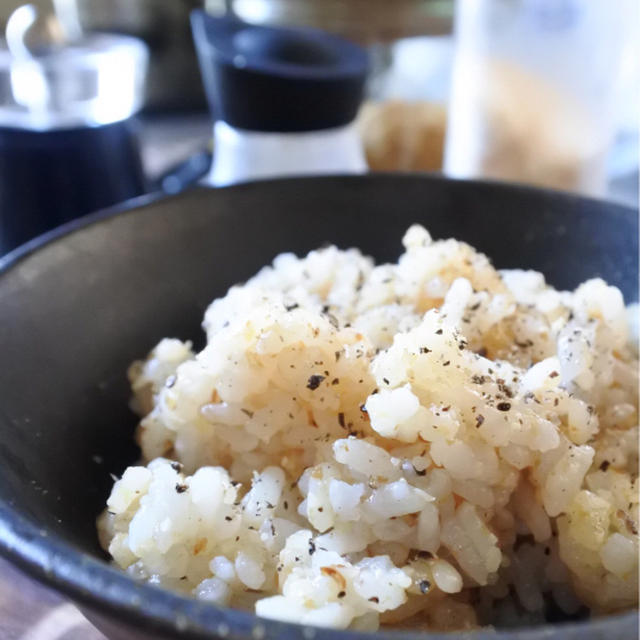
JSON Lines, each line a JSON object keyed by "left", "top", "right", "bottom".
{"left": 191, "top": 10, "right": 369, "bottom": 133}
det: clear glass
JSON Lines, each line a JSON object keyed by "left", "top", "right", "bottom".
{"left": 444, "top": 0, "right": 633, "bottom": 196}
{"left": 0, "top": 33, "right": 148, "bottom": 130}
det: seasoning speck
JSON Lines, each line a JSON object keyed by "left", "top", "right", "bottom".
{"left": 306, "top": 375, "right": 325, "bottom": 390}
{"left": 419, "top": 580, "right": 431, "bottom": 594}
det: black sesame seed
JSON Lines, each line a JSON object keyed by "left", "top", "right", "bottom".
{"left": 497, "top": 402, "right": 511, "bottom": 411}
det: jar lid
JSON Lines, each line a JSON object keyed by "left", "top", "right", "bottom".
{"left": 0, "top": 33, "right": 148, "bottom": 130}
{"left": 191, "top": 10, "right": 369, "bottom": 132}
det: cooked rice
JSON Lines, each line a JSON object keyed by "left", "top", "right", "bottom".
{"left": 98, "top": 225, "right": 638, "bottom": 631}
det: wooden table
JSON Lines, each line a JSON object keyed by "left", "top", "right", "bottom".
{"left": 0, "top": 557, "right": 105, "bottom": 640}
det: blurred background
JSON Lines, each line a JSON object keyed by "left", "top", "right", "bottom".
{"left": 0, "top": 0, "right": 637, "bottom": 255}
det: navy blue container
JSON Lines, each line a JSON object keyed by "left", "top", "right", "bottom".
{"left": 0, "top": 120, "right": 146, "bottom": 254}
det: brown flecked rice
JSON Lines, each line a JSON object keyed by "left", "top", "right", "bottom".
{"left": 97, "top": 225, "right": 638, "bottom": 631}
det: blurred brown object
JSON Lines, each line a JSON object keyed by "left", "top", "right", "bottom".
{"left": 358, "top": 100, "right": 446, "bottom": 172}
{"left": 206, "top": 0, "right": 453, "bottom": 43}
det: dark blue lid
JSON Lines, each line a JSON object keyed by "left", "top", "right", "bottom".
{"left": 191, "top": 10, "right": 369, "bottom": 133}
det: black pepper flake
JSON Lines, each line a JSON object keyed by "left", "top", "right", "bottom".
{"left": 442, "top": 360, "right": 450, "bottom": 367}
{"left": 497, "top": 380, "right": 514, "bottom": 399}
{"left": 383, "top": 377, "right": 390, "bottom": 385}
{"left": 180, "top": 576, "right": 187, "bottom": 580}
{"left": 284, "top": 302, "right": 299, "bottom": 311}
{"left": 368, "top": 596, "right": 379, "bottom": 603}
{"left": 308, "top": 540, "right": 316, "bottom": 555}
{"left": 471, "top": 375, "right": 486, "bottom": 384}
{"left": 324, "top": 312, "right": 339, "bottom": 329}
{"left": 435, "top": 329, "right": 443, "bottom": 335}
{"left": 419, "top": 580, "right": 431, "bottom": 594}
{"left": 307, "top": 374, "right": 325, "bottom": 390}
{"left": 335, "top": 351, "right": 341, "bottom": 362}
{"left": 554, "top": 398, "right": 559, "bottom": 407}
{"left": 241, "top": 408, "right": 254, "bottom": 418}
{"left": 549, "top": 371, "right": 559, "bottom": 379}
{"left": 338, "top": 412, "right": 346, "bottom": 428}
{"left": 470, "top": 302, "right": 481, "bottom": 311}
{"left": 419, "top": 347, "right": 432, "bottom": 354}
{"left": 175, "top": 483, "right": 188, "bottom": 494}
{"left": 332, "top": 378, "right": 340, "bottom": 385}
{"left": 283, "top": 501, "right": 289, "bottom": 510}
{"left": 599, "top": 460, "right": 610, "bottom": 471}
{"left": 225, "top": 516, "right": 232, "bottom": 521}
{"left": 475, "top": 414, "right": 485, "bottom": 428}
{"left": 497, "top": 402, "right": 511, "bottom": 411}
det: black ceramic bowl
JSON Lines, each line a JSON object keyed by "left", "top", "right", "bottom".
{"left": 0, "top": 176, "right": 638, "bottom": 640}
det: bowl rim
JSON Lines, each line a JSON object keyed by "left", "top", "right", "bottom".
{"left": 0, "top": 174, "right": 637, "bottom": 640}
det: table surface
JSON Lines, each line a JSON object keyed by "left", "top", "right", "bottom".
{"left": 0, "top": 557, "right": 105, "bottom": 640}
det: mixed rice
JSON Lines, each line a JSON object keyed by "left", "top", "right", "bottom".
{"left": 98, "top": 225, "right": 638, "bottom": 631}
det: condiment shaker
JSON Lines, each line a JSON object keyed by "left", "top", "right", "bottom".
{"left": 0, "top": 5, "right": 148, "bottom": 254}
{"left": 191, "top": 11, "right": 369, "bottom": 187}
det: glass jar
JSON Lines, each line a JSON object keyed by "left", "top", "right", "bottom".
{"left": 444, "top": 0, "right": 632, "bottom": 196}
{"left": 0, "top": 32, "right": 148, "bottom": 253}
